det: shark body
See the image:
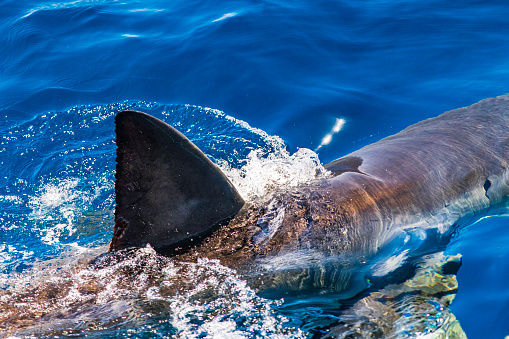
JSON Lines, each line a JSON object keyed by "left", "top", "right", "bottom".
{"left": 107, "top": 95, "right": 509, "bottom": 296}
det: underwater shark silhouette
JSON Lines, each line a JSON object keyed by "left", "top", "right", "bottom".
{"left": 106, "top": 94, "right": 509, "bottom": 296}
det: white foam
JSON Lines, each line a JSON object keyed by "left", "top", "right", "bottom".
{"left": 220, "top": 148, "right": 330, "bottom": 202}
{"left": 27, "top": 177, "right": 113, "bottom": 245}
{"left": 0, "top": 247, "right": 306, "bottom": 338}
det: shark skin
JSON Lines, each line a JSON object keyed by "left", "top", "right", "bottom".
{"left": 109, "top": 94, "right": 509, "bottom": 297}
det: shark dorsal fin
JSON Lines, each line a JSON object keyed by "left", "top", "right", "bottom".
{"left": 324, "top": 156, "right": 364, "bottom": 176}
{"left": 109, "top": 110, "right": 244, "bottom": 253}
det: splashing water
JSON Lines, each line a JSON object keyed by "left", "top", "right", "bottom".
{"left": 220, "top": 148, "right": 330, "bottom": 201}
{"left": 0, "top": 246, "right": 307, "bottom": 338}
{"left": 0, "top": 102, "right": 468, "bottom": 338}
{"left": 0, "top": 102, "right": 325, "bottom": 338}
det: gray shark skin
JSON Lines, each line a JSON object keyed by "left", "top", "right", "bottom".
{"left": 109, "top": 94, "right": 509, "bottom": 296}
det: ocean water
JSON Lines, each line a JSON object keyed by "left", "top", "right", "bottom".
{"left": 0, "top": 0, "right": 508, "bottom": 338}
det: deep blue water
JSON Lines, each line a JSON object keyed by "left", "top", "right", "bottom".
{"left": 0, "top": 0, "right": 508, "bottom": 338}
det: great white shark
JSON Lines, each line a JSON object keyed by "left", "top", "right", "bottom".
{"left": 105, "top": 94, "right": 509, "bottom": 297}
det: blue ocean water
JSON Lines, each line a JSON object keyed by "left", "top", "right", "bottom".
{"left": 0, "top": 0, "right": 508, "bottom": 338}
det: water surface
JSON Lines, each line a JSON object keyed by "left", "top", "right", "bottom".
{"left": 1, "top": 0, "right": 508, "bottom": 337}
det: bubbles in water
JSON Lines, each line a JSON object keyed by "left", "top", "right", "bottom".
{"left": 220, "top": 148, "right": 330, "bottom": 202}
{"left": 27, "top": 177, "right": 114, "bottom": 245}
{"left": 0, "top": 246, "right": 307, "bottom": 338}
